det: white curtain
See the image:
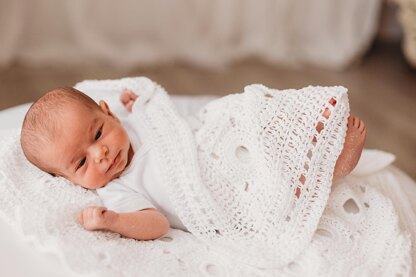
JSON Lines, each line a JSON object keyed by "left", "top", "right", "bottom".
{"left": 0, "top": 0, "right": 382, "bottom": 69}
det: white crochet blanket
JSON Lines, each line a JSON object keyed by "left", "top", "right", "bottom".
{"left": 0, "top": 78, "right": 411, "bottom": 276}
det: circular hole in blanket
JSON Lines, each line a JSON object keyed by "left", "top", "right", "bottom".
{"left": 343, "top": 198, "right": 360, "bottom": 214}
{"left": 97, "top": 252, "right": 109, "bottom": 261}
{"left": 244, "top": 182, "right": 250, "bottom": 192}
{"left": 316, "top": 228, "right": 332, "bottom": 238}
{"left": 203, "top": 264, "right": 221, "bottom": 276}
{"left": 235, "top": 145, "right": 250, "bottom": 163}
{"left": 288, "top": 262, "right": 302, "bottom": 272}
{"left": 160, "top": 236, "right": 173, "bottom": 242}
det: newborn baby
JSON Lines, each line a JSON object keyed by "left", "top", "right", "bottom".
{"left": 20, "top": 87, "right": 179, "bottom": 241}
{"left": 20, "top": 83, "right": 366, "bottom": 241}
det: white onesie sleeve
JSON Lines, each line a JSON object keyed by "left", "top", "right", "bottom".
{"left": 97, "top": 180, "right": 155, "bottom": 213}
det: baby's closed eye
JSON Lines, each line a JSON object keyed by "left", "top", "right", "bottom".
{"left": 77, "top": 157, "right": 86, "bottom": 169}
{"left": 95, "top": 126, "right": 103, "bottom": 140}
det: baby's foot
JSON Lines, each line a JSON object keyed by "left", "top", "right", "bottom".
{"left": 333, "top": 115, "right": 366, "bottom": 182}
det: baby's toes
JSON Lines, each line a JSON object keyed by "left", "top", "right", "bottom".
{"left": 353, "top": 116, "right": 361, "bottom": 128}
{"left": 348, "top": 115, "right": 355, "bottom": 127}
{"left": 361, "top": 123, "right": 367, "bottom": 137}
{"left": 358, "top": 119, "right": 365, "bottom": 132}
{"left": 362, "top": 127, "right": 367, "bottom": 137}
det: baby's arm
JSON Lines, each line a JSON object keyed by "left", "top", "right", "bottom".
{"left": 78, "top": 206, "right": 169, "bottom": 240}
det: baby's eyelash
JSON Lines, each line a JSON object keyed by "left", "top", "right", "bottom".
{"left": 77, "top": 157, "right": 86, "bottom": 170}
{"left": 95, "top": 125, "right": 103, "bottom": 140}
{"left": 75, "top": 125, "right": 102, "bottom": 171}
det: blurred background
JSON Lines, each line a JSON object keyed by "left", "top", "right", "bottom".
{"left": 0, "top": 0, "right": 415, "bottom": 179}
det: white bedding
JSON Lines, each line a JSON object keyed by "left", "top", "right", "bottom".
{"left": 0, "top": 96, "right": 216, "bottom": 277}
{"left": 0, "top": 95, "right": 415, "bottom": 276}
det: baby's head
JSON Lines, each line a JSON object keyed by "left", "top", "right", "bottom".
{"left": 21, "top": 87, "right": 133, "bottom": 189}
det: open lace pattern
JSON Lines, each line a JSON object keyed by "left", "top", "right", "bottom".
{"left": 0, "top": 78, "right": 411, "bottom": 276}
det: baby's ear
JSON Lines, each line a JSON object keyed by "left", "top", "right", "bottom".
{"left": 99, "top": 100, "right": 119, "bottom": 121}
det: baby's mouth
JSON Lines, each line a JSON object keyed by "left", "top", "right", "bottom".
{"left": 107, "top": 151, "right": 120, "bottom": 173}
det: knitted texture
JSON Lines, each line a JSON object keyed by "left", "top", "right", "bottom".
{"left": 137, "top": 82, "right": 349, "bottom": 268}
{"left": 0, "top": 77, "right": 411, "bottom": 276}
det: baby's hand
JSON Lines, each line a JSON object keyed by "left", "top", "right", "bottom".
{"left": 78, "top": 206, "right": 117, "bottom": 231}
{"left": 120, "top": 89, "right": 138, "bottom": 112}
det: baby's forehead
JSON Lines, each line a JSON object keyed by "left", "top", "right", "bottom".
{"left": 44, "top": 107, "right": 101, "bottom": 166}
{"left": 60, "top": 104, "right": 100, "bottom": 130}
{"left": 21, "top": 87, "right": 102, "bottom": 173}
{"left": 70, "top": 103, "right": 97, "bottom": 118}
{"left": 32, "top": 105, "right": 95, "bottom": 152}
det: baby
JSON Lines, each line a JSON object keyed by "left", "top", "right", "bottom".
{"left": 20, "top": 87, "right": 176, "bottom": 241}
{"left": 20, "top": 84, "right": 366, "bottom": 241}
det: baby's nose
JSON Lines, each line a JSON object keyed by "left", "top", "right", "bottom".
{"left": 93, "top": 145, "right": 109, "bottom": 164}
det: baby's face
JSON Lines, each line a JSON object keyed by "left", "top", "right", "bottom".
{"left": 44, "top": 101, "right": 133, "bottom": 189}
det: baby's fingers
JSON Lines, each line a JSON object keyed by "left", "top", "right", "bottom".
{"left": 77, "top": 211, "right": 84, "bottom": 225}
{"left": 120, "top": 89, "right": 138, "bottom": 112}
{"left": 93, "top": 207, "right": 107, "bottom": 218}
{"left": 125, "top": 100, "right": 134, "bottom": 112}
{"left": 120, "top": 91, "right": 130, "bottom": 104}
{"left": 78, "top": 206, "right": 106, "bottom": 227}
{"left": 121, "top": 89, "right": 138, "bottom": 101}
{"left": 128, "top": 90, "right": 138, "bottom": 100}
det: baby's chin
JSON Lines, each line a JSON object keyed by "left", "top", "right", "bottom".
{"left": 104, "top": 165, "right": 127, "bottom": 186}
{"left": 111, "top": 148, "right": 132, "bottom": 180}
{"left": 78, "top": 178, "right": 112, "bottom": 190}
{"left": 84, "top": 147, "right": 132, "bottom": 189}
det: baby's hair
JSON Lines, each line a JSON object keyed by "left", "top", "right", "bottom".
{"left": 21, "top": 87, "right": 100, "bottom": 174}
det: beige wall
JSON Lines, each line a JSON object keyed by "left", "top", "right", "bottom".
{"left": 0, "top": 0, "right": 381, "bottom": 69}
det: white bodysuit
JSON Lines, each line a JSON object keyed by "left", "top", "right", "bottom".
{"left": 96, "top": 94, "right": 187, "bottom": 231}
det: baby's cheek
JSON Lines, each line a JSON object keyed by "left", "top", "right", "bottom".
{"left": 116, "top": 125, "right": 129, "bottom": 140}
{"left": 81, "top": 170, "right": 99, "bottom": 189}
{"left": 88, "top": 172, "right": 108, "bottom": 189}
